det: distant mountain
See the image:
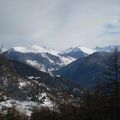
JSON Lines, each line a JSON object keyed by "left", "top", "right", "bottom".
{"left": 95, "top": 45, "right": 120, "bottom": 53}
{"left": 55, "top": 52, "right": 111, "bottom": 87}
{"left": 61, "top": 46, "right": 95, "bottom": 59}
{"left": 4, "top": 45, "right": 75, "bottom": 72}
{"left": 61, "top": 45, "right": 120, "bottom": 59}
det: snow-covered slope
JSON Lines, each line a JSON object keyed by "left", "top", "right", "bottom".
{"left": 11, "top": 45, "right": 60, "bottom": 56}
{"left": 61, "top": 46, "right": 96, "bottom": 59}
{"left": 0, "top": 98, "right": 53, "bottom": 116}
{"left": 0, "top": 79, "right": 53, "bottom": 116}
{"left": 5, "top": 45, "right": 75, "bottom": 72}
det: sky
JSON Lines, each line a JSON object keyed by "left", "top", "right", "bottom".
{"left": 0, "top": 0, "right": 120, "bottom": 50}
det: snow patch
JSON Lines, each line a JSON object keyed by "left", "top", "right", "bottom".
{"left": 60, "top": 56, "right": 76, "bottom": 66}
{"left": 0, "top": 94, "right": 53, "bottom": 116}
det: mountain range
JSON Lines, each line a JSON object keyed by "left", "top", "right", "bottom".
{"left": 1, "top": 44, "right": 120, "bottom": 115}
{"left": 4, "top": 45, "right": 75, "bottom": 72}
{"left": 3, "top": 45, "right": 120, "bottom": 87}
{"left": 4, "top": 45, "right": 120, "bottom": 73}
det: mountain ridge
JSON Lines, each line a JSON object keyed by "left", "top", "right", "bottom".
{"left": 55, "top": 52, "right": 111, "bottom": 87}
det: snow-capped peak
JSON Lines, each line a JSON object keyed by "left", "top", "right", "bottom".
{"left": 10, "top": 46, "right": 29, "bottom": 53}
{"left": 63, "top": 46, "right": 96, "bottom": 55}
{"left": 9, "top": 45, "right": 60, "bottom": 56}
{"left": 7, "top": 45, "right": 75, "bottom": 72}
{"left": 77, "top": 46, "right": 96, "bottom": 54}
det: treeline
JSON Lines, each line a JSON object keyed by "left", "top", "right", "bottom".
{"left": 0, "top": 107, "right": 28, "bottom": 120}
{"left": 0, "top": 92, "right": 119, "bottom": 120}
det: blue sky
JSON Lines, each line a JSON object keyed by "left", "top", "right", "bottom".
{"left": 0, "top": 0, "right": 120, "bottom": 50}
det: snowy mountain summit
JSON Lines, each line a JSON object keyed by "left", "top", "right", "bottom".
{"left": 10, "top": 45, "right": 60, "bottom": 56}
{"left": 6, "top": 45, "right": 75, "bottom": 72}
{"left": 64, "top": 46, "right": 95, "bottom": 54}
{"left": 61, "top": 46, "right": 95, "bottom": 59}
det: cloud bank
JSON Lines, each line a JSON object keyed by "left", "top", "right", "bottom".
{"left": 0, "top": 0, "right": 120, "bottom": 49}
